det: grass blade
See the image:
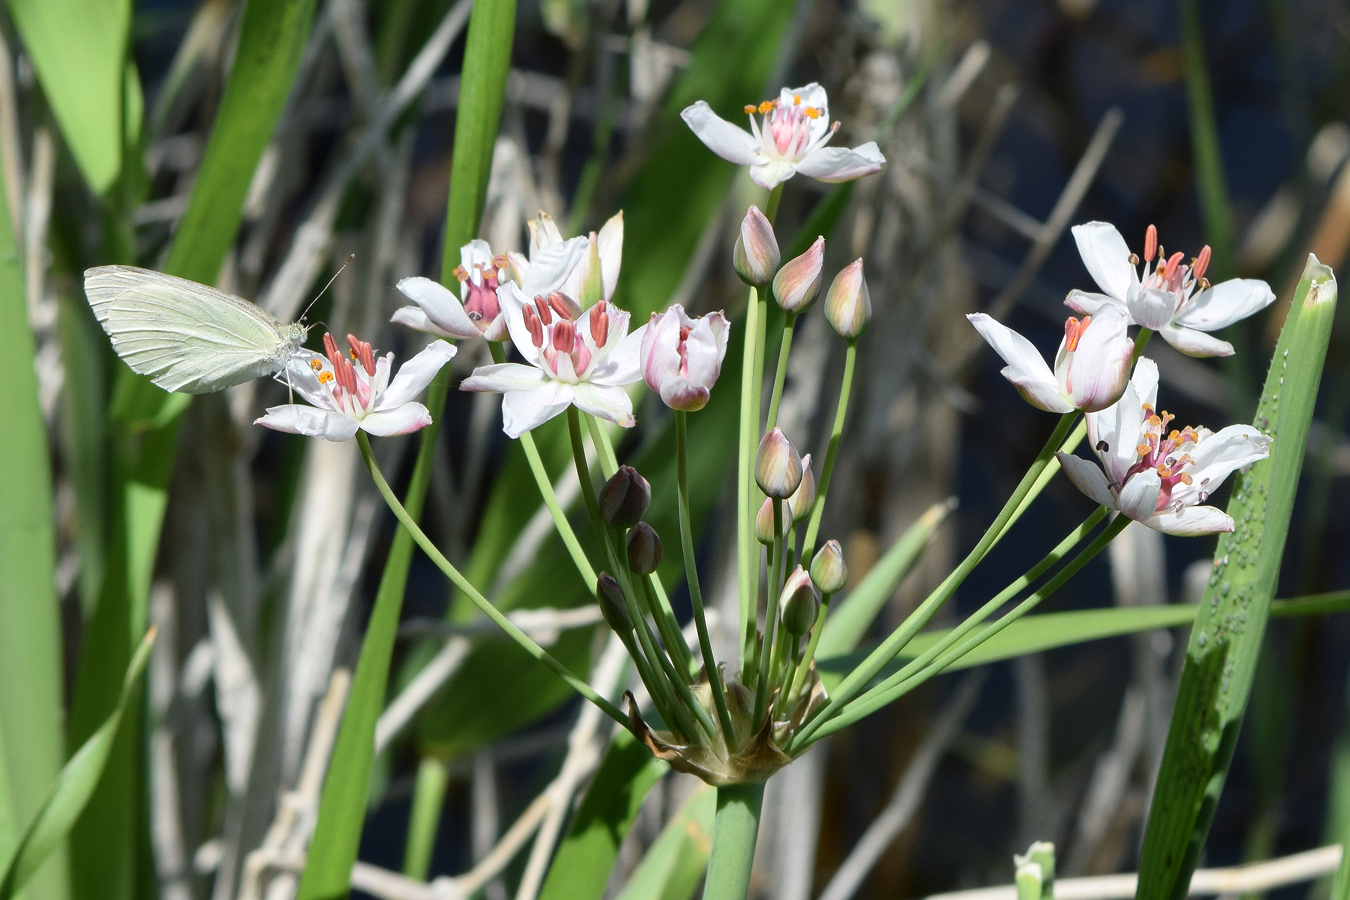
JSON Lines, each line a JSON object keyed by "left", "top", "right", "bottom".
{"left": 1136, "top": 256, "right": 1337, "bottom": 900}
{"left": 6, "top": 0, "right": 128, "bottom": 192}
{"left": 614, "top": 783, "right": 716, "bottom": 900}
{"left": 297, "top": 2, "right": 516, "bottom": 896}
{"left": 0, "top": 142, "right": 70, "bottom": 900}
{"left": 0, "top": 630, "right": 154, "bottom": 900}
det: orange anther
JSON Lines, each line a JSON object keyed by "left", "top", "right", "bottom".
{"left": 317, "top": 370, "right": 334, "bottom": 385}
{"left": 1063, "top": 315, "right": 1091, "bottom": 352}
{"left": 745, "top": 105, "right": 758, "bottom": 114}
{"left": 758, "top": 100, "right": 775, "bottom": 114}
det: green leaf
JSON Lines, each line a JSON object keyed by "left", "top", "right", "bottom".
{"left": 296, "top": 1, "right": 517, "bottom": 896}
{"left": 538, "top": 732, "right": 668, "bottom": 900}
{"left": 1136, "top": 256, "right": 1337, "bottom": 900}
{"left": 6, "top": 0, "right": 128, "bottom": 192}
{"left": 614, "top": 783, "right": 716, "bottom": 900}
{"left": 0, "top": 131, "right": 70, "bottom": 900}
{"left": 0, "top": 630, "right": 154, "bottom": 900}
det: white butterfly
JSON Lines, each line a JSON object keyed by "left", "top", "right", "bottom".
{"left": 84, "top": 265, "right": 309, "bottom": 394}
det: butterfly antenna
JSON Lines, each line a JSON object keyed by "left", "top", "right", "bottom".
{"left": 300, "top": 254, "right": 356, "bottom": 322}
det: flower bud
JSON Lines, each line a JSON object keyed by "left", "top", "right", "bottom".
{"left": 733, "top": 205, "right": 780, "bottom": 286}
{"left": 787, "top": 453, "right": 814, "bottom": 524}
{"left": 625, "top": 522, "right": 663, "bottom": 575}
{"left": 599, "top": 465, "right": 651, "bottom": 528}
{"left": 809, "top": 539, "right": 848, "bottom": 594}
{"left": 779, "top": 566, "right": 820, "bottom": 637}
{"left": 772, "top": 236, "right": 825, "bottom": 312}
{"left": 755, "top": 498, "right": 792, "bottom": 545}
{"left": 596, "top": 573, "right": 631, "bottom": 632}
{"left": 824, "top": 259, "right": 871, "bottom": 338}
{"left": 755, "top": 428, "right": 803, "bottom": 499}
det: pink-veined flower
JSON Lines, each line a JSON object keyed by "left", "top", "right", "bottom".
{"left": 460, "top": 286, "right": 646, "bottom": 437}
{"left": 511, "top": 210, "right": 624, "bottom": 309}
{"left": 681, "top": 84, "right": 885, "bottom": 190}
{"left": 1056, "top": 357, "right": 1271, "bottom": 535}
{"left": 256, "top": 333, "right": 455, "bottom": 441}
{"left": 393, "top": 234, "right": 586, "bottom": 341}
{"left": 640, "top": 305, "right": 730, "bottom": 412}
{"left": 967, "top": 306, "right": 1133, "bottom": 413}
{"left": 1067, "top": 222, "right": 1275, "bottom": 357}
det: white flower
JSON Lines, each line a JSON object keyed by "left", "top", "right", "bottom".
{"left": 1056, "top": 357, "right": 1271, "bottom": 535}
{"left": 460, "top": 286, "right": 646, "bottom": 438}
{"left": 256, "top": 333, "right": 455, "bottom": 441}
{"left": 1067, "top": 222, "right": 1275, "bottom": 357}
{"left": 681, "top": 84, "right": 885, "bottom": 190}
{"left": 967, "top": 306, "right": 1133, "bottom": 413}
{"left": 511, "top": 210, "right": 624, "bottom": 308}
{"left": 393, "top": 234, "right": 587, "bottom": 341}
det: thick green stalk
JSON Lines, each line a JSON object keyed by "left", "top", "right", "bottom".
{"left": 811, "top": 513, "right": 1127, "bottom": 743}
{"left": 702, "top": 783, "right": 765, "bottom": 900}
{"left": 800, "top": 339, "right": 857, "bottom": 562}
{"left": 676, "top": 411, "right": 736, "bottom": 744}
{"left": 358, "top": 432, "right": 627, "bottom": 726}
{"left": 793, "top": 411, "right": 1077, "bottom": 747}
{"left": 736, "top": 284, "right": 763, "bottom": 664}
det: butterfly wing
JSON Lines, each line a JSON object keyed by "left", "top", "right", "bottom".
{"left": 85, "top": 266, "right": 295, "bottom": 394}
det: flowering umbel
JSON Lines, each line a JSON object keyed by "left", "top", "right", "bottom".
{"left": 1056, "top": 358, "right": 1271, "bottom": 535}
{"left": 1067, "top": 222, "right": 1275, "bottom": 357}
{"left": 681, "top": 84, "right": 885, "bottom": 189}
{"left": 967, "top": 306, "right": 1133, "bottom": 413}
{"left": 256, "top": 333, "right": 455, "bottom": 441}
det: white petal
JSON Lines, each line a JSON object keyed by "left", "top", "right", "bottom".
{"left": 793, "top": 143, "right": 886, "bottom": 183}
{"left": 1146, "top": 506, "right": 1234, "bottom": 536}
{"left": 392, "top": 306, "right": 453, "bottom": 339}
{"left": 572, "top": 382, "right": 635, "bottom": 428}
{"left": 1171, "top": 425, "right": 1271, "bottom": 504}
{"left": 1062, "top": 306, "right": 1133, "bottom": 411}
{"left": 749, "top": 160, "right": 797, "bottom": 189}
{"left": 501, "top": 382, "right": 573, "bottom": 438}
{"left": 1072, "top": 222, "right": 1137, "bottom": 303}
{"left": 1160, "top": 324, "right": 1234, "bottom": 357}
{"left": 360, "top": 403, "right": 433, "bottom": 436}
{"left": 396, "top": 276, "right": 484, "bottom": 339}
{"left": 498, "top": 283, "right": 543, "bottom": 367}
{"left": 522, "top": 236, "right": 588, "bottom": 297}
{"left": 1117, "top": 468, "right": 1163, "bottom": 522}
{"left": 967, "top": 313, "right": 1070, "bottom": 412}
{"left": 681, "top": 101, "right": 761, "bottom": 166}
{"left": 641, "top": 310, "right": 684, "bottom": 393}
{"left": 591, "top": 322, "right": 646, "bottom": 386}
{"left": 1174, "top": 278, "right": 1276, "bottom": 331}
{"left": 379, "top": 341, "right": 456, "bottom": 408}
{"left": 1057, "top": 452, "right": 1117, "bottom": 509}
{"left": 1125, "top": 285, "right": 1177, "bottom": 330}
{"left": 283, "top": 352, "right": 338, "bottom": 408}
{"left": 781, "top": 83, "right": 832, "bottom": 146}
{"left": 597, "top": 211, "right": 624, "bottom": 302}
{"left": 527, "top": 213, "right": 565, "bottom": 255}
{"left": 460, "top": 362, "right": 547, "bottom": 393}
{"left": 1065, "top": 290, "right": 1125, "bottom": 316}
{"left": 255, "top": 405, "right": 360, "bottom": 441}
{"left": 1130, "top": 356, "right": 1160, "bottom": 408}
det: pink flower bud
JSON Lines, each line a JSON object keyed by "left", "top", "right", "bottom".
{"left": 599, "top": 465, "right": 651, "bottom": 528}
{"left": 755, "top": 497, "right": 792, "bottom": 545}
{"left": 596, "top": 573, "right": 631, "bottom": 632}
{"left": 778, "top": 566, "right": 820, "bottom": 637}
{"left": 809, "top": 539, "right": 848, "bottom": 594}
{"left": 625, "top": 522, "right": 663, "bottom": 575}
{"left": 824, "top": 259, "right": 871, "bottom": 338}
{"left": 640, "top": 305, "right": 731, "bottom": 412}
{"left": 755, "top": 428, "right": 803, "bottom": 499}
{"left": 787, "top": 453, "right": 814, "bottom": 524}
{"left": 733, "top": 205, "right": 781, "bottom": 286}
{"left": 772, "top": 236, "right": 825, "bottom": 312}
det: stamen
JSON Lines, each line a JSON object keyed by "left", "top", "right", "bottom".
{"left": 309, "top": 358, "right": 323, "bottom": 372}
{"left": 547, "top": 290, "right": 581, "bottom": 320}
{"left": 744, "top": 104, "right": 758, "bottom": 114}
{"left": 552, "top": 320, "right": 576, "bottom": 354}
{"left": 1137, "top": 443, "right": 1151, "bottom": 457}
{"left": 793, "top": 94, "right": 801, "bottom": 105}
{"left": 1144, "top": 224, "right": 1158, "bottom": 262}
{"left": 323, "top": 332, "right": 342, "bottom": 368}
{"left": 452, "top": 265, "right": 469, "bottom": 282}
{"left": 1193, "top": 245, "right": 1211, "bottom": 281}
{"left": 589, "top": 302, "right": 609, "bottom": 346}
{"left": 803, "top": 107, "right": 822, "bottom": 119}
{"left": 1128, "top": 253, "right": 1140, "bottom": 266}
{"left": 523, "top": 304, "right": 544, "bottom": 348}
{"left": 1063, "top": 315, "right": 1091, "bottom": 352}
{"left": 534, "top": 295, "right": 553, "bottom": 326}
{"left": 347, "top": 334, "right": 376, "bottom": 376}
{"left": 317, "top": 370, "right": 334, "bottom": 385}
{"left": 1162, "top": 251, "right": 1184, "bottom": 281}
{"left": 758, "top": 100, "right": 775, "bottom": 114}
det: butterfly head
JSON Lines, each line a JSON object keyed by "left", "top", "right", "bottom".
{"left": 287, "top": 322, "right": 310, "bottom": 348}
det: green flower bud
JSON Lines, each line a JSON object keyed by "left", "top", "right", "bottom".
{"left": 596, "top": 573, "right": 631, "bottom": 632}
{"left": 824, "top": 259, "right": 872, "bottom": 338}
{"left": 755, "top": 428, "right": 803, "bottom": 499}
{"left": 755, "top": 497, "right": 792, "bottom": 545}
{"left": 787, "top": 453, "right": 814, "bottom": 524}
{"left": 809, "top": 539, "right": 848, "bottom": 594}
{"left": 773, "top": 236, "right": 825, "bottom": 312}
{"left": 625, "top": 522, "right": 663, "bottom": 575}
{"left": 779, "top": 566, "right": 820, "bottom": 637}
{"left": 733, "top": 205, "right": 780, "bottom": 286}
{"left": 599, "top": 465, "right": 651, "bottom": 528}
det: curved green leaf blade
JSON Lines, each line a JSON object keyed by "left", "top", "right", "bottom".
{"left": 0, "top": 630, "right": 155, "bottom": 900}
{"left": 6, "top": 0, "right": 127, "bottom": 192}
{"left": 1136, "top": 256, "right": 1337, "bottom": 900}
{"left": 615, "top": 784, "right": 715, "bottom": 900}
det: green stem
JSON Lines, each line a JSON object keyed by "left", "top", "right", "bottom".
{"left": 736, "top": 283, "right": 762, "bottom": 667}
{"left": 585, "top": 412, "right": 620, "bottom": 477}
{"left": 801, "top": 339, "right": 857, "bottom": 562}
{"left": 808, "top": 513, "right": 1128, "bottom": 744}
{"left": 676, "top": 410, "right": 736, "bottom": 745}
{"left": 764, "top": 312, "right": 796, "bottom": 432}
{"left": 702, "top": 782, "right": 765, "bottom": 900}
{"left": 639, "top": 578, "right": 718, "bottom": 739}
{"left": 753, "top": 500, "right": 785, "bottom": 725}
{"left": 520, "top": 433, "right": 597, "bottom": 586}
{"left": 637, "top": 572, "right": 694, "bottom": 683}
{"left": 793, "top": 411, "right": 1079, "bottom": 746}
{"left": 790, "top": 591, "right": 832, "bottom": 697}
{"left": 356, "top": 432, "right": 627, "bottom": 727}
